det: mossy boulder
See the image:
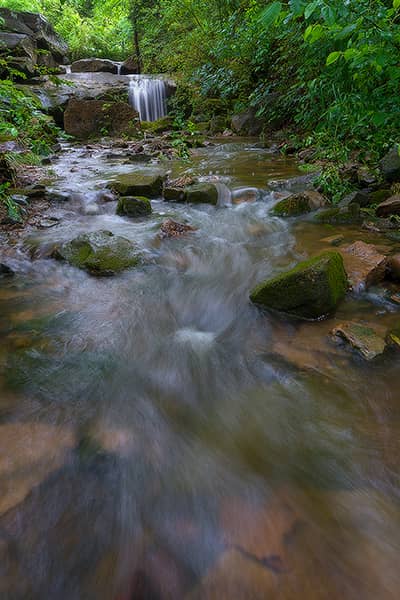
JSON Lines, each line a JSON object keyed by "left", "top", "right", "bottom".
{"left": 116, "top": 196, "right": 152, "bottom": 217}
{"left": 271, "top": 191, "right": 325, "bottom": 217}
{"left": 163, "top": 186, "right": 186, "bottom": 202}
{"left": 185, "top": 183, "right": 218, "bottom": 205}
{"left": 109, "top": 172, "right": 164, "bottom": 198}
{"left": 250, "top": 251, "right": 348, "bottom": 320}
{"left": 53, "top": 230, "right": 141, "bottom": 276}
{"left": 313, "top": 204, "right": 364, "bottom": 225}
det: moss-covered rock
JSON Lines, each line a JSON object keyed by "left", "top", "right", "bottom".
{"left": 313, "top": 204, "right": 364, "bottom": 225}
{"left": 332, "top": 322, "right": 387, "bottom": 360}
{"left": 53, "top": 230, "right": 141, "bottom": 276}
{"left": 271, "top": 190, "right": 325, "bottom": 217}
{"left": 109, "top": 172, "right": 164, "bottom": 198}
{"left": 185, "top": 182, "right": 218, "bottom": 205}
{"left": 163, "top": 186, "right": 186, "bottom": 202}
{"left": 116, "top": 196, "right": 152, "bottom": 217}
{"left": 250, "top": 251, "right": 348, "bottom": 320}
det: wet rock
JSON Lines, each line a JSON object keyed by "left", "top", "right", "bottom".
{"left": 376, "top": 195, "right": 400, "bottom": 217}
{"left": 46, "top": 190, "right": 71, "bottom": 202}
{"left": 159, "top": 219, "right": 196, "bottom": 239}
{"left": 71, "top": 58, "right": 118, "bottom": 73}
{"left": 187, "top": 548, "right": 277, "bottom": 599}
{"left": 379, "top": 145, "right": 400, "bottom": 182}
{"left": 231, "top": 108, "right": 263, "bottom": 136}
{"left": 53, "top": 230, "right": 141, "bottom": 276}
{"left": 0, "top": 263, "right": 14, "bottom": 277}
{"left": 339, "top": 241, "right": 387, "bottom": 291}
{"left": 314, "top": 204, "right": 363, "bottom": 225}
{"left": 320, "top": 234, "right": 344, "bottom": 246}
{"left": 120, "top": 56, "right": 139, "bottom": 74}
{"left": 387, "top": 325, "right": 400, "bottom": 349}
{"left": 231, "top": 188, "right": 259, "bottom": 204}
{"left": 267, "top": 172, "right": 319, "bottom": 194}
{"left": 116, "top": 196, "right": 152, "bottom": 218}
{"left": 331, "top": 322, "right": 387, "bottom": 360}
{"left": 64, "top": 98, "right": 139, "bottom": 139}
{"left": 250, "top": 251, "right": 348, "bottom": 320}
{"left": 185, "top": 182, "right": 218, "bottom": 205}
{"left": 387, "top": 254, "right": 400, "bottom": 281}
{"left": 109, "top": 172, "right": 164, "bottom": 198}
{"left": 163, "top": 186, "right": 186, "bottom": 202}
{"left": 141, "top": 116, "right": 173, "bottom": 133}
{"left": 272, "top": 190, "right": 326, "bottom": 217}
{"left": 24, "top": 183, "right": 46, "bottom": 198}
{"left": 0, "top": 32, "right": 37, "bottom": 77}
{"left": 0, "top": 422, "right": 75, "bottom": 516}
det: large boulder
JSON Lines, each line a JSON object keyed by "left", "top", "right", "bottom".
{"left": 63, "top": 98, "right": 138, "bottom": 139}
{"left": 53, "top": 230, "right": 141, "bottom": 275}
{"left": 109, "top": 172, "right": 164, "bottom": 198}
{"left": 379, "top": 146, "right": 400, "bottom": 182}
{"left": 231, "top": 108, "right": 263, "bottom": 136}
{"left": 185, "top": 182, "right": 219, "bottom": 205}
{"left": 376, "top": 195, "right": 400, "bottom": 217}
{"left": 116, "top": 196, "right": 152, "bottom": 217}
{"left": 0, "top": 32, "right": 37, "bottom": 76}
{"left": 71, "top": 58, "right": 118, "bottom": 74}
{"left": 0, "top": 8, "right": 68, "bottom": 76}
{"left": 250, "top": 251, "right": 348, "bottom": 320}
{"left": 271, "top": 190, "right": 326, "bottom": 217}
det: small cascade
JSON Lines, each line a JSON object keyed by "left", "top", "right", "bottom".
{"left": 128, "top": 75, "right": 167, "bottom": 122}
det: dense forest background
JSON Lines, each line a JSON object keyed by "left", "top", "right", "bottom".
{"left": 1, "top": 1, "right": 400, "bottom": 160}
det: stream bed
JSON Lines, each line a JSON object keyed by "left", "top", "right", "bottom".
{"left": 0, "top": 139, "right": 399, "bottom": 599}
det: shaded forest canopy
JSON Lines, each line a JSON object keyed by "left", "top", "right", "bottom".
{"left": 1, "top": 1, "right": 400, "bottom": 159}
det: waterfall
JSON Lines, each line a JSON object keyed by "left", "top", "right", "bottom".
{"left": 128, "top": 75, "right": 167, "bottom": 122}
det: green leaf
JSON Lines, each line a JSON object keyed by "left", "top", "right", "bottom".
{"left": 305, "top": 1, "right": 319, "bottom": 20}
{"left": 326, "top": 51, "right": 342, "bottom": 66}
{"left": 394, "top": 0, "right": 400, "bottom": 10}
{"left": 258, "top": 2, "right": 282, "bottom": 28}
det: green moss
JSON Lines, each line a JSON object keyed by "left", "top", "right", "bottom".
{"left": 163, "top": 186, "right": 186, "bottom": 202}
{"left": 53, "top": 230, "right": 141, "bottom": 276}
{"left": 185, "top": 182, "right": 218, "bottom": 205}
{"left": 116, "top": 196, "right": 152, "bottom": 217}
{"left": 271, "top": 195, "right": 311, "bottom": 217}
{"left": 368, "top": 189, "right": 392, "bottom": 204}
{"left": 109, "top": 172, "right": 164, "bottom": 198}
{"left": 250, "top": 251, "right": 348, "bottom": 320}
{"left": 313, "top": 206, "right": 364, "bottom": 225}
{"left": 140, "top": 116, "right": 173, "bottom": 133}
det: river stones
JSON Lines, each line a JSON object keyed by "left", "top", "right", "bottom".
{"left": 331, "top": 322, "right": 387, "bottom": 360}
{"left": 376, "top": 194, "right": 400, "bottom": 217}
{"left": 53, "top": 230, "right": 141, "bottom": 275}
{"left": 163, "top": 186, "right": 186, "bottom": 202}
{"left": 185, "top": 182, "right": 219, "bottom": 205}
{"left": 116, "top": 196, "right": 152, "bottom": 217}
{"left": 271, "top": 190, "right": 325, "bottom": 217}
{"left": 109, "top": 172, "right": 164, "bottom": 198}
{"left": 379, "top": 145, "right": 400, "bottom": 182}
{"left": 159, "top": 219, "right": 196, "bottom": 239}
{"left": 338, "top": 241, "right": 387, "bottom": 291}
{"left": 0, "top": 422, "right": 75, "bottom": 516}
{"left": 250, "top": 251, "right": 348, "bottom": 320}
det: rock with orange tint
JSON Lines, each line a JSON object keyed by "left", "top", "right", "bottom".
{"left": 220, "top": 494, "right": 301, "bottom": 570}
{"left": 0, "top": 423, "right": 75, "bottom": 516}
{"left": 339, "top": 241, "right": 387, "bottom": 291}
{"left": 187, "top": 549, "right": 277, "bottom": 600}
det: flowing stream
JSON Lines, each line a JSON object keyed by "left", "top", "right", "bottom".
{"left": 0, "top": 139, "right": 399, "bottom": 599}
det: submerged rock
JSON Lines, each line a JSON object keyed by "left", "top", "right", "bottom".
{"left": 314, "top": 204, "right": 363, "bottom": 225}
{"left": 185, "top": 182, "right": 218, "bottom": 205}
{"left": 53, "top": 230, "right": 141, "bottom": 275}
{"left": 116, "top": 196, "right": 152, "bottom": 217}
{"left": 250, "top": 252, "right": 348, "bottom": 320}
{"left": 331, "top": 322, "right": 387, "bottom": 360}
{"left": 159, "top": 219, "right": 196, "bottom": 239}
{"left": 109, "top": 172, "right": 164, "bottom": 198}
{"left": 0, "top": 263, "right": 14, "bottom": 277}
{"left": 271, "top": 190, "right": 325, "bottom": 217}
